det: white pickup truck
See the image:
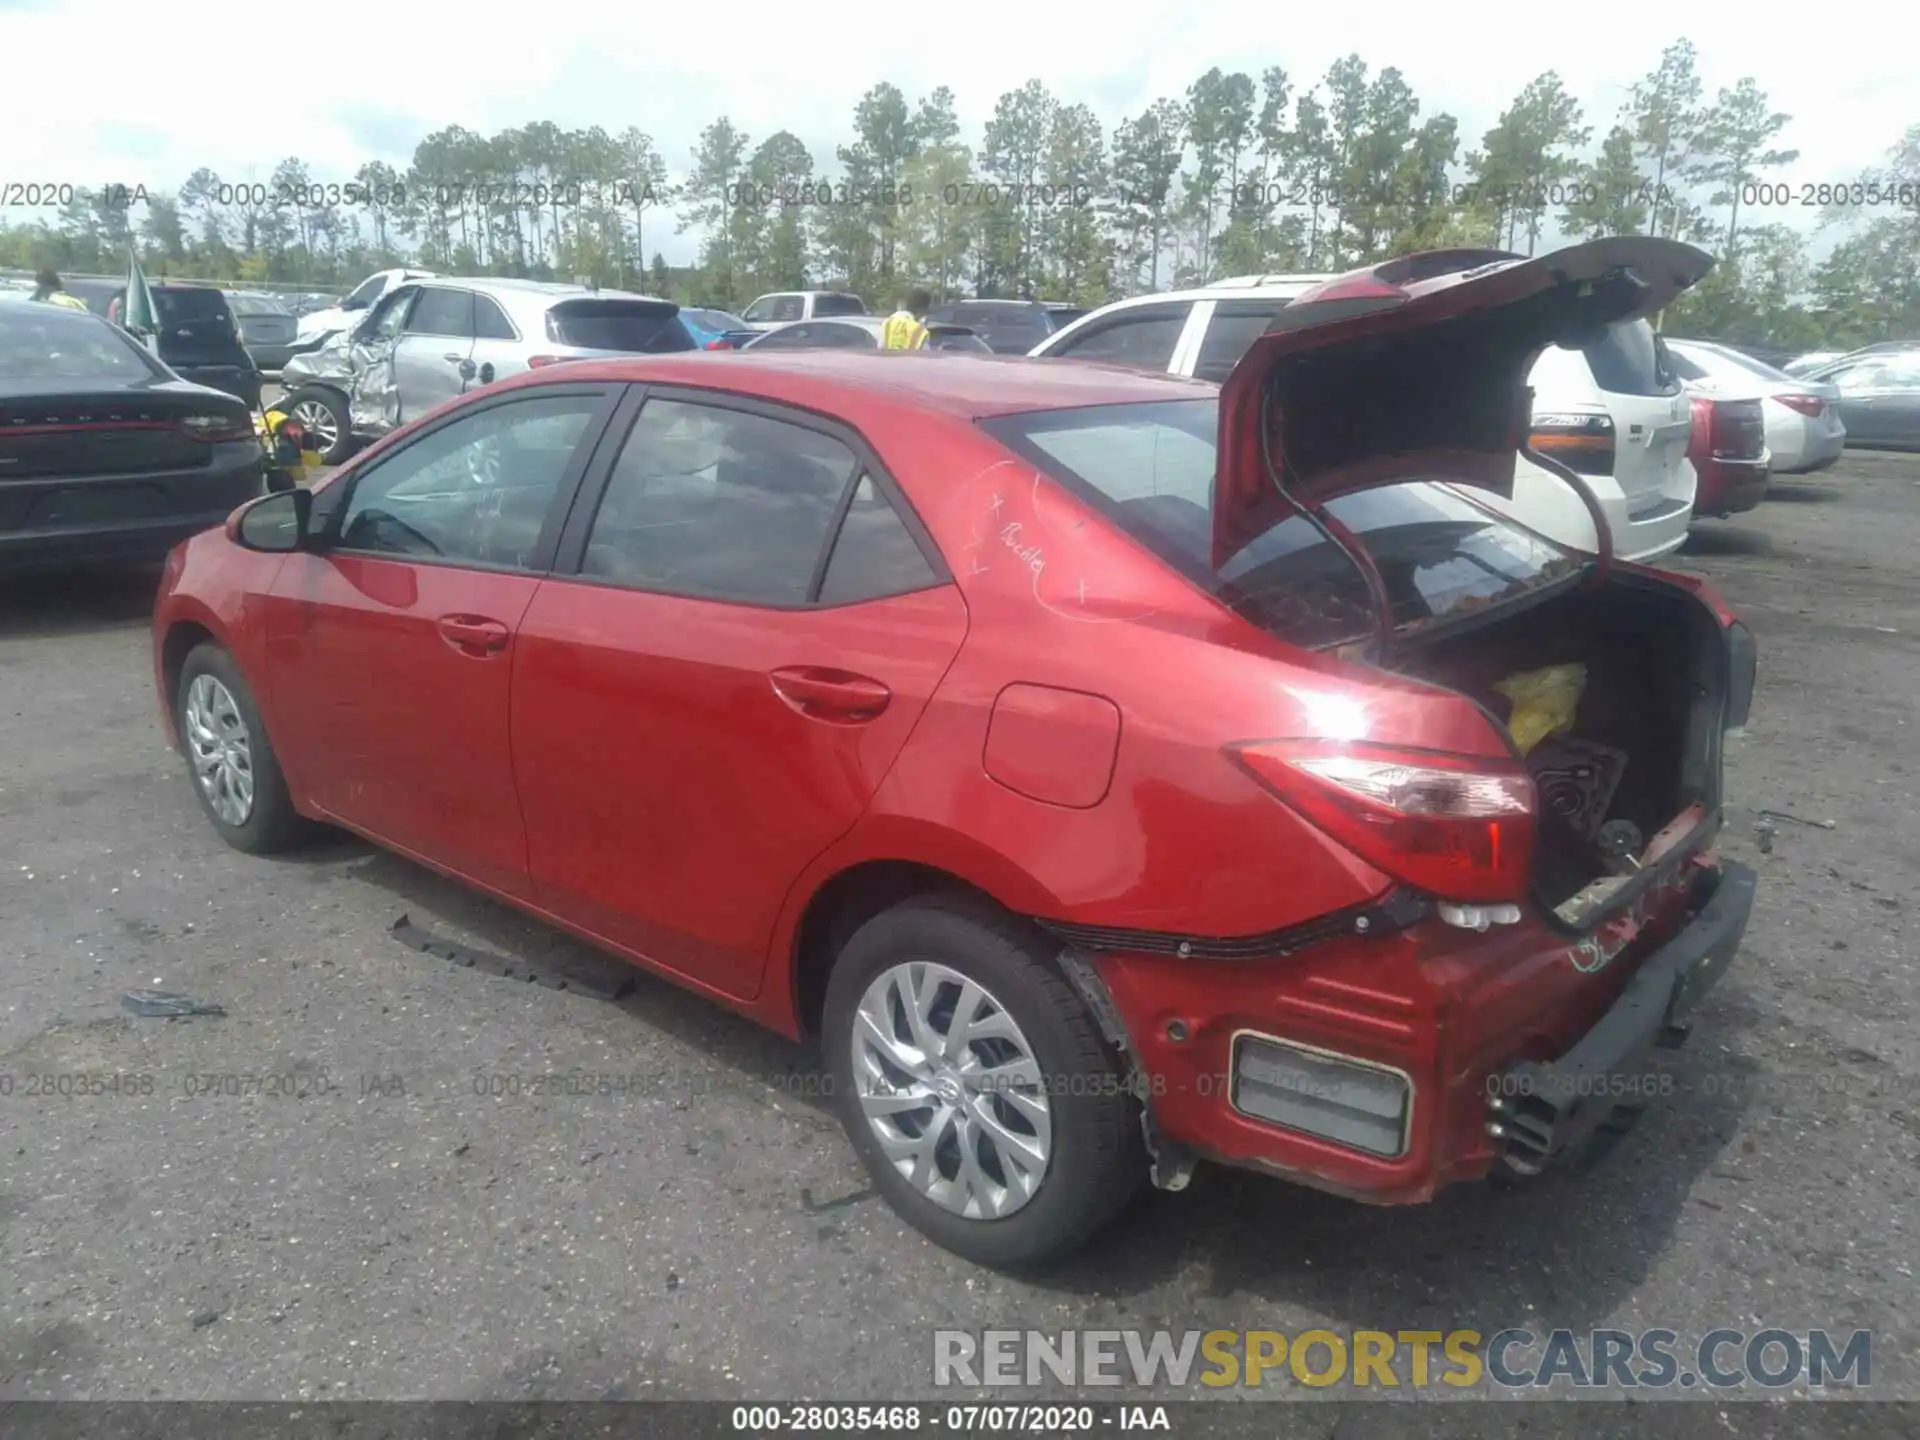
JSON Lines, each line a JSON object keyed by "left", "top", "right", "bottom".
{"left": 292, "top": 267, "right": 437, "bottom": 353}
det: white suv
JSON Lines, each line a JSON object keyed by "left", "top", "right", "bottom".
{"left": 1031, "top": 273, "right": 1697, "bottom": 562}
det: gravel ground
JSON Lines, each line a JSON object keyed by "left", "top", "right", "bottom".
{"left": 0, "top": 452, "right": 1915, "bottom": 1425}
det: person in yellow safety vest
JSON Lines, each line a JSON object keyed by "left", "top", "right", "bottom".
{"left": 880, "top": 287, "right": 932, "bottom": 350}
{"left": 30, "top": 269, "right": 91, "bottom": 312}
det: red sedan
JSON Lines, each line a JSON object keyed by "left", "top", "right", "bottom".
{"left": 154, "top": 237, "right": 1757, "bottom": 1267}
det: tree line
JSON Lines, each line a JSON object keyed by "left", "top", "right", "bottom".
{"left": 5, "top": 39, "right": 1917, "bottom": 351}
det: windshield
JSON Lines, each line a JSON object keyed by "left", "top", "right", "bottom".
{"left": 980, "top": 398, "right": 1580, "bottom": 649}
{"left": 929, "top": 305, "right": 1052, "bottom": 353}
{"left": 0, "top": 306, "right": 161, "bottom": 381}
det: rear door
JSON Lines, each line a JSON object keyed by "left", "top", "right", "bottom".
{"left": 346, "top": 285, "right": 420, "bottom": 435}
{"left": 392, "top": 286, "right": 477, "bottom": 421}
{"left": 1580, "top": 319, "right": 1694, "bottom": 518}
{"left": 1042, "top": 301, "right": 1194, "bottom": 372}
{"left": 510, "top": 387, "right": 967, "bottom": 1000}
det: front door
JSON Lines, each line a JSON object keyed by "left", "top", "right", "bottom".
{"left": 392, "top": 286, "right": 477, "bottom": 423}
{"left": 510, "top": 391, "right": 967, "bottom": 999}
{"left": 346, "top": 285, "right": 421, "bottom": 436}
{"left": 266, "top": 387, "right": 618, "bottom": 897}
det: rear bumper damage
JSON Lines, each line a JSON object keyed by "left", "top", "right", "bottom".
{"left": 1073, "top": 853, "right": 1753, "bottom": 1205}
{"left": 1489, "top": 859, "right": 1755, "bottom": 1173}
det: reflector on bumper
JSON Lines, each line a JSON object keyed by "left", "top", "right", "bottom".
{"left": 1230, "top": 1035, "right": 1413, "bottom": 1158}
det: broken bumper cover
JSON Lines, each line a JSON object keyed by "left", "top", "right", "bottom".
{"left": 1490, "top": 860, "right": 1757, "bottom": 1172}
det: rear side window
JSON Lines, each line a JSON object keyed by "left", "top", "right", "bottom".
{"left": 473, "top": 295, "right": 516, "bottom": 340}
{"left": 545, "top": 300, "right": 681, "bottom": 351}
{"left": 1193, "top": 302, "right": 1286, "bottom": 383}
{"left": 581, "top": 399, "right": 860, "bottom": 605}
{"left": 818, "top": 476, "right": 940, "bottom": 604}
{"left": 813, "top": 294, "right": 867, "bottom": 317}
{"left": 767, "top": 295, "right": 806, "bottom": 322}
{"left": 1583, "top": 320, "right": 1678, "bottom": 397}
{"left": 1053, "top": 306, "right": 1187, "bottom": 372}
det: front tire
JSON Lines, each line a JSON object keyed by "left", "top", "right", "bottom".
{"left": 176, "top": 643, "right": 305, "bottom": 854}
{"left": 823, "top": 894, "right": 1147, "bottom": 1268}
{"left": 284, "top": 386, "right": 356, "bottom": 466}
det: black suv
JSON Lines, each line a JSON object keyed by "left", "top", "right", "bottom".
{"left": 70, "top": 280, "right": 264, "bottom": 410}
{"left": 923, "top": 299, "right": 1088, "bottom": 355}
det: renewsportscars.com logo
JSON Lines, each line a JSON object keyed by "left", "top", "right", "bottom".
{"left": 932, "top": 1328, "right": 1872, "bottom": 1392}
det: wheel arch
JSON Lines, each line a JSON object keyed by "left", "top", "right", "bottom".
{"left": 776, "top": 823, "right": 1067, "bottom": 1042}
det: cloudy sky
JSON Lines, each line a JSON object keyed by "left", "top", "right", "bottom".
{"left": 3, "top": 0, "right": 1910, "bottom": 265}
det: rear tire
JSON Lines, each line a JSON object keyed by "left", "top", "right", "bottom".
{"left": 823, "top": 893, "right": 1147, "bottom": 1268}
{"left": 176, "top": 643, "right": 306, "bottom": 855}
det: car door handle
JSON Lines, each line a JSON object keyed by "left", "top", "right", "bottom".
{"left": 437, "top": 614, "right": 510, "bottom": 655}
{"left": 768, "top": 667, "right": 891, "bottom": 723}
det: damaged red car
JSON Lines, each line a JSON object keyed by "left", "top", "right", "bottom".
{"left": 153, "top": 235, "right": 1757, "bottom": 1267}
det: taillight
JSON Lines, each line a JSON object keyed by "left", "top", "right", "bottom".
{"left": 1231, "top": 740, "right": 1535, "bottom": 904}
{"left": 179, "top": 413, "right": 255, "bottom": 444}
{"left": 1696, "top": 397, "right": 1765, "bottom": 460}
{"left": 1774, "top": 394, "right": 1825, "bottom": 418}
{"left": 704, "top": 338, "right": 733, "bottom": 350}
{"left": 526, "top": 355, "right": 577, "bottom": 369}
{"left": 1527, "top": 411, "right": 1615, "bottom": 476}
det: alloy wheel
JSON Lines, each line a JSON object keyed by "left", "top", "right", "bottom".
{"left": 288, "top": 398, "right": 339, "bottom": 455}
{"left": 851, "top": 961, "right": 1053, "bottom": 1219}
{"left": 184, "top": 674, "right": 255, "bottom": 826}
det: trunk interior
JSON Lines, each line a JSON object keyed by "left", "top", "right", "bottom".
{"left": 1389, "top": 572, "right": 1728, "bottom": 925}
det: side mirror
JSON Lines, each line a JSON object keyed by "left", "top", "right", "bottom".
{"left": 227, "top": 487, "right": 313, "bottom": 552}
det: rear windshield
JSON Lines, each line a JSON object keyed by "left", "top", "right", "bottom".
{"left": 930, "top": 305, "right": 1051, "bottom": 353}
{"left": 155, "top": 288, "right": 234, "bottom": 323}
{"left": 0, "top": 306, "right": 160, "bottom": 381}
{"left": 227, "top": 293, "right": 290, "bottom": 317}
{"left": 1705, "top": 346, "right": 1795, "bottom": 383}
{"left": 813, "top": 294, "right": 867, "bottom": 317}
{"left": 981, "top": 398, "right": 1579, "bottom": 649}
{"left": 1583, "top": 319, "right": 1678, "bottom": 397}
{"left": 544, "top": 300, "right": 686, "bottom": 351}
{"left": 684, "top": 309, "right": 747, "bottom": 331}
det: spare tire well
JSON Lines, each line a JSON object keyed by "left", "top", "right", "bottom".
{"left": 793, "top": 861, "right": 1004, "bottom": 1039}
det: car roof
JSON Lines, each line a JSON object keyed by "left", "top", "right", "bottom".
{"left": 507, "top": 349, "right": 1213, "bottom": 418}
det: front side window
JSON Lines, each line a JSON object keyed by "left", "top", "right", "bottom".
{"left": 982, "top": 398, "right": 1580, "bottom": 649}
{"left": 580, "top": 399, "right": 859, "bottom": 605}
{"left": 335, "top": 394, "right": 602, "bottom": 568}
{"left": 405, "top": 288, "right": 476, "bottom": 338}
{"left": 768, "top": 295, "right": 806, "bottom": 322}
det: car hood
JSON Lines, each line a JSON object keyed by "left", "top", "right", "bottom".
{"left": 1212, "top": 236, "right": 1714, "bottom": 569}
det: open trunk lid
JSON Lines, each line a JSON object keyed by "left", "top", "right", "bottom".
{"left": 1213, "top": 237, "right": 1714, "bottom": 572}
